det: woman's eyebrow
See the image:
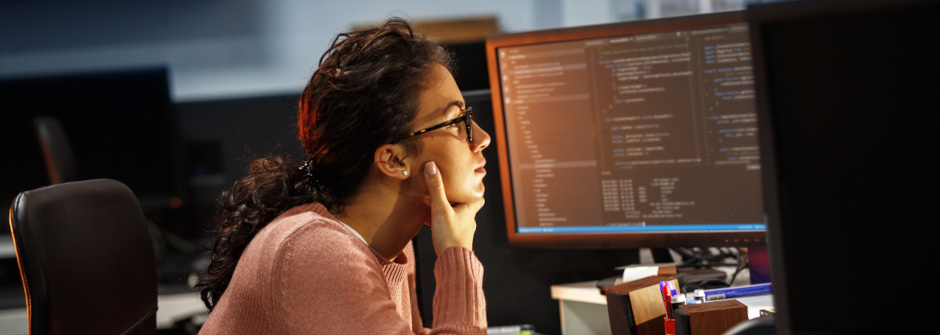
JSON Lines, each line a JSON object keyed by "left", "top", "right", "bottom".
{"left": 442, "top": 100, "right": 465, "bottom": 116}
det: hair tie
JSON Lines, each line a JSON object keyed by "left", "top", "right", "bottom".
{"left": 299, "top": 158, "right": 321, "bottom": 187}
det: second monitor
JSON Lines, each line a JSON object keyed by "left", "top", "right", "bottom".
{"left": 485, "top": 11, "right": 765, "bottom": 249}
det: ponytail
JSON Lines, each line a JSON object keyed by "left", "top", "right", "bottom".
{"left": 198, "top": 156, "right": 318, "bottom": 310}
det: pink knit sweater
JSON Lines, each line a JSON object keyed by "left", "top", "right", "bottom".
{"left": 198, "top": 203, "right": 487, "bottom": 334}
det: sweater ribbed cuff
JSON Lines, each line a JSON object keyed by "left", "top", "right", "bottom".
{"left": 432, "top": 246, "right": 486, "bottom": 330}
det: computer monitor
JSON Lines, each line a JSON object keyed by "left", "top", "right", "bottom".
{"left": 0, "top": 67, "right": 186, "bottom": 233}
{"left": 485, "top": 11, "right": 766, "bottom": 249}
{"left": 749, "top": 0, "right": 937, "bottom": 333}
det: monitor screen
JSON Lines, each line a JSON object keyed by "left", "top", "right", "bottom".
{"left": 485, "top": 11, "right": 766, "bottom": 248}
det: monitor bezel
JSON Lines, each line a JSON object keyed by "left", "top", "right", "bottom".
{"left": 485, "top": 10, "right": 766, "bottom": 249}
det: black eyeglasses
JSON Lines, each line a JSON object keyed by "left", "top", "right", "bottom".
{"left": 402, "top": 107, "right": 473, "bottom": 146}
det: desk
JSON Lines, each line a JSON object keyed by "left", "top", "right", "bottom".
{"left": 551, "top": 281, "right": 613, "bottom": 335}
{"left": 550, "top": 268, "right": 773, "bottom": 335}
{"left": 1, "top": 235, "right": 15, "bottom": 259}
{"left": 0, "top": 291, "right": 207, "bottom": 334}
{"left": 1, "top": 234, "right": 208, "bottom": 333}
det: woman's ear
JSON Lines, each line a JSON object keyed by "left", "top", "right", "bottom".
{"left": 374, "top": 144, "right": 410, "bottom": 180}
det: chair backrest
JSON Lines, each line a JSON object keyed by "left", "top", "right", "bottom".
{"left": 32, "top": 116, "right": 78, "bottom": 185}
{"left": 9, "top": 179, "right": 158, "bottom": 335}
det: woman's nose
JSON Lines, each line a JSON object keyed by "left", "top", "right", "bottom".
{"left": 471, "top": 121, "right": 491, "bottom": 152}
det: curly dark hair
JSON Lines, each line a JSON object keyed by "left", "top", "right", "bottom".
{"left": 197, "top": 17, "right": 453, "bottom": 310}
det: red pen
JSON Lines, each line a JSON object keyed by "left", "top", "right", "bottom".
{"left": 660, "top": 281, "right": 676, "bottom": 335}
{"left": 660, "top": 281, "right": 673, "bottom": 319}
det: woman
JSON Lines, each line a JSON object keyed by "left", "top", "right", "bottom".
{"left": 197, "top": 18, "right": 491, "bottom": 334}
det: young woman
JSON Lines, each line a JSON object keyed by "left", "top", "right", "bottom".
{"left": 197, "top": 18, "right": 491, "bottom": 334}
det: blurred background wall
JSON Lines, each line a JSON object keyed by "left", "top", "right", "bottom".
{"left": 0, "top": 0, "right": 746, "bottom": 102}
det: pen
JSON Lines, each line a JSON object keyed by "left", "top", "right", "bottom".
{"left": 660, "top": 281, "right": 676, "bottom": 335}
{"left": 702, "top": 282, "right": 772, "bottom": 301}
{"left": 660, "top": 281, "right": 673, "bottom": 319}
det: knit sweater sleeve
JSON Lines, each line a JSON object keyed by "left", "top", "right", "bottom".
{"left": 427, "top": 246, "right": 487, "bottom": 334}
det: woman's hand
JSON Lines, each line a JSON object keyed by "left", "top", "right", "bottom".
{"left": 423, "top": 161, "right": 484, "bottom": 255}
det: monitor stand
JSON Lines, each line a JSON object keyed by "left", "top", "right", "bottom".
{"left": 648, "top": 248, "right": 729, "bottom": 288}
{"left": 597, "top": 248, "right": 728, "bottom": 290}
{"left": 650, "top": 248, "right": 674, "bottom": 263}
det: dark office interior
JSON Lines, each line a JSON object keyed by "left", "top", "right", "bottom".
{"left": 2, "top": 1, "right": 937, "bottom": 334}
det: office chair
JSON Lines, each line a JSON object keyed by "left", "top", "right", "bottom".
{"left": 9, "top": 178, "right": 158, "bottom": 335}
{"left": 32, "top": 116, "right": 78, "bottom": 185}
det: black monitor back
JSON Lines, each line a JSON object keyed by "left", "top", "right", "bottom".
{"left": 750, "top": 0, "right": 938, "bottom": 333}
{"left": 1, "top": 68, "right": 183, "bottom": 219}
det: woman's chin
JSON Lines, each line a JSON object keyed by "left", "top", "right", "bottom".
{"left": 468, "top": 183, "right": 486, "bottom": 199}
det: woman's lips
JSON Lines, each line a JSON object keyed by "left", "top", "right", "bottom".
{"left": 474, "top": 160, "right": 487, "bottom": 174}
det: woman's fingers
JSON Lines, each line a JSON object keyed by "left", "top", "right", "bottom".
{"left": 423, "top": 161, "right": 450, "bottom": 214}
{"left": 423, "top": 161, "right": 478, "bottom": 254}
